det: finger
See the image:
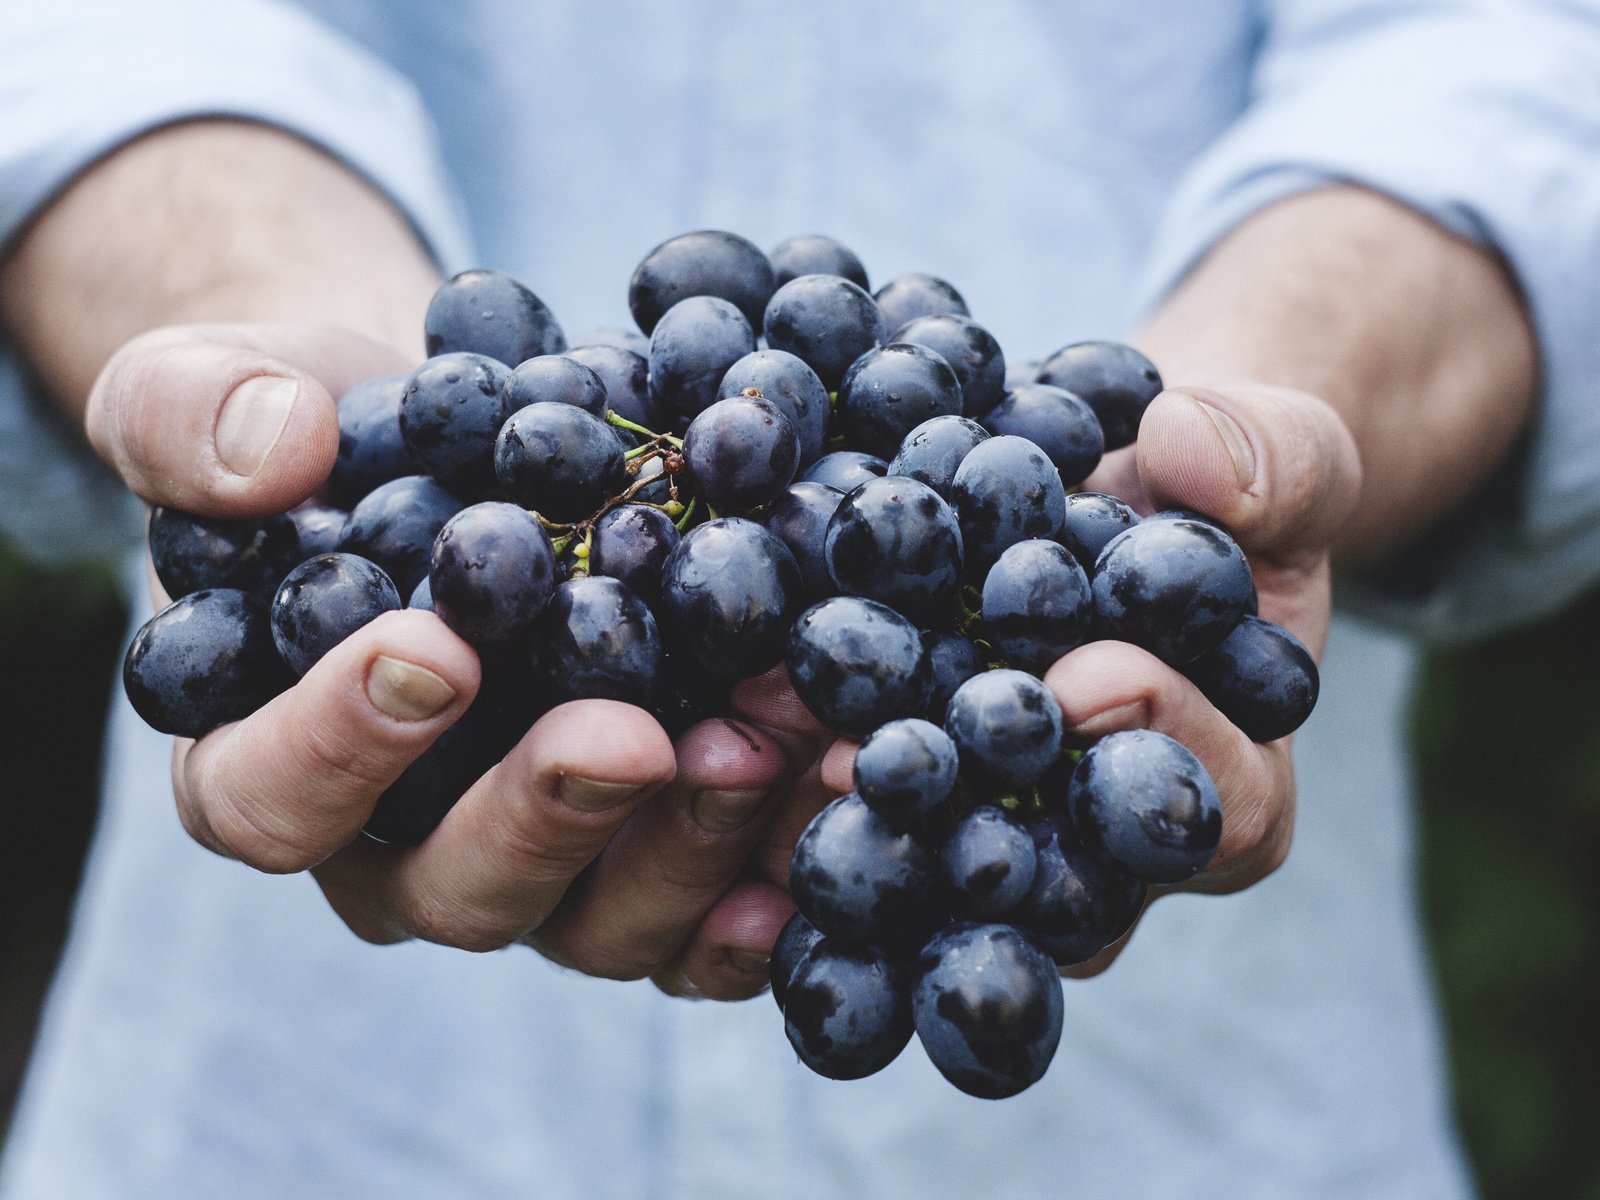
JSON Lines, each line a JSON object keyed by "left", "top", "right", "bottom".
{"left": 1046, "top": 639, "right": 1293, "bottom": 894}
{"left": 174, "top": 609, "right": 479, "bottom": 873}
{"left": 86, "top": 322, "right": 409, "bottom": 517}
{"left": 730, "top": 664, "right": 831, "bottom": 759}
{"left": 749, "top": 751, "right": 837, "bottom": 889}
{"left": 819, "top": 737, "right": 857, "bottom": 797}
{"left": 313, "top": 700, "right": 676, "bottom": 952}
{"left": 525, "top": 718, "right": 791, "bottom": 979}
{"left": 652, "top": 881, "right": 797, "bottom": 1000}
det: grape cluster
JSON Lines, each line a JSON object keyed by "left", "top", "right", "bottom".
{"left": 122, "top": 229, "right": 1321, "bottom": 1098}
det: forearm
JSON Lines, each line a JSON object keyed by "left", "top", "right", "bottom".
{"left": 1135, "top": 185, "right": 1537, "bottom": 562}
{"left": 0, "top": 119, "right": 440, "bottom": 424}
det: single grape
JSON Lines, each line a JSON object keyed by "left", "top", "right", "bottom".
{"left": 763, "top": 274, "right": 886, "bottom": 391}
{"left": 939, "top": 806, "right": 1037, "bottom": 920}
{"left": 502, "top": 354, "right": 608, "bottom": 417}
{"left": 531, "top": 576, "right": 661, "bottom": 707}
{"left": 270, "top": 553, "right": 401, "bottom": 676}
{"left": 589, "top": 504, "right": 680, "bottom": 607}
{"left": 649, "top": 646, "right": 734, "bottom": 739}
{"left": 1015, "top": 812, "right": 1146, "bottom": 964}
{"left": 771, "top": 910, "right": 826, "bottom": 1012}
{"left": 716, "top": 348, "right": 830, "bottom": 465}
{"left": 288, "top": 504, "right": 348, "bottom": 559}
{"left": 799, "top": 450, "right": 889, "bottom": 493}
{"left": 890, "top": 314, "right": 1006, "bottom": 418}
{"left": 398, "top": 352, "right": 514, "bottom": 496}
{"left": 786, "top": 596, "right": 932, "bottom": 736}
{"left": 424, "top": 268, "right": 566, "bottom": 366}
{"left": 836, "top": 343, "right": 964, "bottom": 459}
{"left": 628, "top": 229, "right": 776, "bottom": 335}
{"left": 872, "top": 272, "right": 969, "bottom": 332}
{"left": 326, "top": 373, "right": 414, "bottom": 505}
{"left": 1058, "top": 491, "right": 1139, "bottom": 571}
{"left": 757, "top": 481, "right": 844, "bottom": 602}
{"left": 944, "top": 669, "right": 1063, "bottom": 788}
{"left": 569, "top": 327, "right": 650, "bottom": 357}
{"left": 338, "top": 474, "right": 466, "bottom": 596}
{"left": 148, "top": 507, "right": 302, "bottom": 604}
{"left": 1034, "top": 340, "right": 1162, "bottom": 451}
{"left": 981, "top": 383, "right": 1103, "bottom": 485}
{"left": 789, "top": 792, "right": 935, "bottom": 944}
{"left": 1182, "top": 614, "right": 1320, "bottom": 742}
{"left": 979, "top": 539, "right": 1093, "bottom": 674}
{"left": 922, "top": 630, "right": 987, "bottom": 724}
{"left": 887, "top": 415, "right": 989, "bottom": 501}
{"left": 769, "top": 234, "right": 869, "bottom": 290}
{"left": 428, "top": 502, "right": 557, "bottom": 646}
{"left": 784, "top": 939, "right": 913, "bottom": 1081}
{"left": 950, "top": 435, "right": 1067, "bottom": 577}
{"left": 493, "top": 401, "right": 627, "bottom": 523}
{"left": 658, "top": 518, "right": 804, "bottom": 679}
{"left": 564, "top": 344, "right": 660, "bottom": 429}
{"left": 408, "top": 576, "right": 434, "bottom": 611}
{"left": 647, "top": 295, "right": 758, "bottom": 425}
{"left": 682, "top": 393, "right": 800, "bottom": 513}
{"left": 824, "top": 475, "right": 962, "bottom": 623}
{"left": 853, "top": 718, "right": 961, "bottom": 827}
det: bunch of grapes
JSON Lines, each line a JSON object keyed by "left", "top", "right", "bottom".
{"left": 122, "top": 230, "right": 1320, "bottom": 1098}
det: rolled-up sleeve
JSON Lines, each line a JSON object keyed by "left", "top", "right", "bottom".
{"left": 0, "top": 0, "right": 472, "bottom": 564}
{"left": 1135, "top": 0, "right": 1600, "bottom": 641}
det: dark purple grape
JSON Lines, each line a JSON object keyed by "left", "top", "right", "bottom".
{"left": 628, "top": 230, "right": 776, "bottom": 335}
{"left": 799, "top": 450, "right": 888, "bottom": 493}
{"left": 1016, "top": 812, "right": 1146, "bottom": 964}
{"left": 338, "top": 474, "right": 466, "bottom": 596}
{"left": 912, "top": 922, "right": 1063, "bottom": 1100}
{"left": 940, "top": 806, "right": 1037, "bottom": 919}
{"left": 658, "top": 518, "right": 804, "bottom": 679}
{"left": 786, "top": 596, "right": 932, "bottom": 736}
{"left": 326, "top": 374, "right": 414, "bottom": 505}
{"left": 771, "top": 910, "right": 826, "bottom": 1011}
{"left": 565, "top": 344, "right": 659, "bottom": 429}
{"left": 891, "top": 314, "right": 1006, "bottom": 419}
{"left": 824, "top": 475, "right": 962, "bottom": 623}
{"left": 944, "top": 669, "right": 1062, "bottom": 789}
{"left": 1091, "top": 518, "right": 1253, "bottom": 664}
{"left": 887, "top": 415, "right": 989, "bottom": 501}
{"left": 682, "top": 393, "right": 799, "bottom": 513}
{"left": 769, "top": 234, "right": 869, "bottom": 290}
{"left": 148, "top": 507, "right": 302, "bottom": 604}
{"left": 569, "top": 327, "right": 650, "bottom": 357}
{"left": 922, "top": 631, "right": 987, "bottom": 724}
{"left": 1182, "top": 614, "right": 1319, "bottom": 742}
{"left": 981, "top": 384, "right": 1104, "bottom": 485}
{"left": 493, "top": 402, "right": 626, "bottom": 523}
{"left": 424, "top": 268, "right": 566, "bottom": 366}
{"left": 123, "top": 589, "right": 292, "bottom": 737}
{"left": 854, "top": 718, "right": 960, "bottom": 827}
{"left": 270, "top": 553, "right": 401, "bottom": 676}
{"left": 836, "top": 343, "right": 963, "bottom": 460}
{"left": 1058, "top": 491, "right": 1139, "bottom": 571}
{"left": 717, "top": 348, "right": 830, "bottom": 465}
{"left": 1034, "top": 340, "right": 1162, "bottom": 452}
{"left": 399, "top": 352, "right": 514, "bottom": 496}
{"left": 503, "top": 354, "right": 608, "bottom": 417}
{"left": 408, "top": 576, "right": 434, "bottom": 611}
{"left": 428, "top": 502, "right": 556, "bottom": 646}
{"left": 950, "top": 435, "right": 1067, "bottom": 576}
{"left": 757, "top": 481, "right": 844, "bottom": 602}
{"left": 784, "top": 939, "right": 913, "bottom": 1081}
{"left": 979, "top": 539, "right": 1093, "bottom": 674}
{"left": 288, "top": 504, "right": 348, "bottom": 559}
{"left": 1005, "top": 359, "right": 1042, "bottom": 389}
{"left": 648, "top": 295, "right": 758, "bottom": 425}
{"left": 790, "top": 792, "right": 934, "bottom": 944}
{"left": 589, "top": 504, "right": 680, "bottom": 607}
{"left": 872, "top": 273, "right": 969, "bottom": 332}
{"left": 531, "top": 576, "right": 660, "bottom": 707}
{"left": 649, "top": 646, "right": 734, "bottom": 738}
{"left": 763, "top": 274, "right": 886, "bottom": 391}
{"left": 1069, "top": 729, "right": 1222, "bottom": 884}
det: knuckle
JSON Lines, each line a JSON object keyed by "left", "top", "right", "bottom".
{"left": 206, "top": 795, "right": 325, "bottom": 874}
{"left": 406, "top": 890, "right": 519, "bottom": 953}
{"left": 295, "top": 718, "right": 405, "bottom": 795}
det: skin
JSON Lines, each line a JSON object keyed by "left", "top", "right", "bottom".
{"left": 0, "top": 121, "right": 1535, "bottom": 992}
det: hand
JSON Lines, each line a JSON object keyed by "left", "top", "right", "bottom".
{"left": 94, "top": 321, "right": 798, "bottom": 999}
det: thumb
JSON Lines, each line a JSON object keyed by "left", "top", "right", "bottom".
{"left": 86, "top": 322, "right": 411, "bottom": 518}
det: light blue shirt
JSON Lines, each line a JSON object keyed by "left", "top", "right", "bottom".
{"left": 3, "top": 2, "right": 1600, "bottom": 1197}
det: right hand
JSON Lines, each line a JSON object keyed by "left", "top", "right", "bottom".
{"left": 95, "top": 321, "right": 797, "bottom": 999}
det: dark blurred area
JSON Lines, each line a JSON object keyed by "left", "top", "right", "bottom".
{"left": 0, "top": 536, "right": 1597, "bottom": 1198}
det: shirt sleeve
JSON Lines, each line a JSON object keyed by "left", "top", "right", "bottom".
{"left": 0, "top": 0, "right": 474, "bottom": 565}
{"left": 1133, "top": 0, "right": 1600, "bottom": 642}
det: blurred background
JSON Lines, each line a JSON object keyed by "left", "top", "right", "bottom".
{"left": 1, "top": 539, "right": 1596, "bottom": 1198}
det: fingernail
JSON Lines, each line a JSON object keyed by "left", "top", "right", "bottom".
{"left": 690, "top": 788, "right": 766, "bottom": 833}
{"left": 1195, "top": 400, "right": 1255, "bottom": 491}
{"left": 729, "top": 948, "right": 770, "bottom": 974}
{"left": 366, "top": 655, "right": 457, "bottom": 721}
{"left": 1069, "top": 699, "right": 1148, "bottom": 737}
{"left": 560, "top": 775, "right": 642, "bottom": 812}
{"left": 216, "top": 375, "right": 299, "bottom": 476}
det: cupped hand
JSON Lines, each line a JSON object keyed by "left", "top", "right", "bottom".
{"left": 95, "top": 322, "right": 798, "bottom": 999}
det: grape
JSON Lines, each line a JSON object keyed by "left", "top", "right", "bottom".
{"left": 408, "top": 576, "right": 434, "bottom": 611}
{"left": 288, "top": 505, "right": 348, "bottom": 559}
{"left": 1016, "top": 812, "right": 1146, "bottom": 964}
{"left": 836, "top": 343, "right": 964, "bottom": 459}
{"left": 944, "top": 669, "right": 1063, "bottom": 789}
{"left": 716, "top": 348, "right": 830, "bottom": 465}
{"left": 1182, "top": 614, "right": 1319, "bottom": 742}
{"left": 770, "top": 910, "right": 826, "bottom": 1011}
{"left": 428, "top": 502, "right": 556, "bottom": 646}
{"left": 565, "top": 344, "right": 659, "bottom": 429}
{"left": 1034, "top": 340, "right": 1162, "bottom": 452}
{"left": 1091, "top": 517, "right": 1253, "bottom": 664}
{"left": 327, "top": 373, "right": 414, "bottom": 505}
{"left": 786, "top": 596, "right": 932, "bottom": 736}
{"left": 270, "top": 553, "right": 401, "bottom": 676}
{"left": 1058, "top": 491, "right": 1139, "bottom": 571}
{"left": 981, "top": 383, "right": 1104, "bottom": 485}
{"left": 628, "top": 229, "right": 776, "bottom": 335}
{"left": 123, "top": 589, "right": 292, "bottom": 737}
{"left": 658, "top": 518, "right": 803, "bottom": 679}
{"left": 398, "top": 352, "right": 513, "bottom": 496}
{"left": 682, "top": 393, "right": 800, "bottom": 513}
{"left": 503, "top": 354, "right": 608, "bottom": 417}
{"left": 979, "top": 539, "right": 1093, "bottom": 673}
{"left": 890, "top": 314, "right": 1006, "bottom": 418}
{"left": 1068, "top": 729, "right": 1222, "bottom": 883}
{"left": 784, "top": 939, "right": 913, "bottom": 1080}
{"left": 493, "top": 402, "right": 626, "bottom": 523}
{"left": 853, "top": 718, "right": 961, "bottom": 827}
{"left": 950, "top": 435, "right": 1067, "bottom": 576}
{"left": 148, "top": 507, "right": 301, "bottom": 604}
{"left": 887, "top": 414, "right": 989, "bottom": 501}
{"left": 531, "top": 576, "right": 660, "bottom": 706}
{"left": 589, "top": 504, "right": 680, "bottom": 606}
{"left": 824, "top": 475, "right": 962, "bottom": 623}
{"left": 799, "top": 450, "right": 888, "bottom": 493}
{"left": 790, "top": 792, "right": 935, "bottom": 944}
{"left": 570, "top": 327, "right": 649, "bottom": 356}
{"left": 757, "top": 481, "right": 844, "bottom": 602}
{"left": 647, "top": 295, "right": 757, "bottom": 425}
{"left": 939, "top": 806, "right": 1037, "bottom": 920}
{"left": 338, "top": 474, "right": 466, "bottom": 596}
{"left": 763, "top": 274, "right": 887, "bottom": 391}
{"left": 921, "top": 630, "right": 987, "bottom": 724}
{"left": 912, "top": 922, "right": 1063, "bottom": 1100}
{"left": 872, "top": 273, "right": 969, "bottom": 332}
{"left": 425, "top": 268, "right": 566, "bottom": 366}
{"left": 769, "top": 234, "right": 869, "bottom": 290}
{"left": 649, "top": 647, "right": 733, "bottom": 739}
